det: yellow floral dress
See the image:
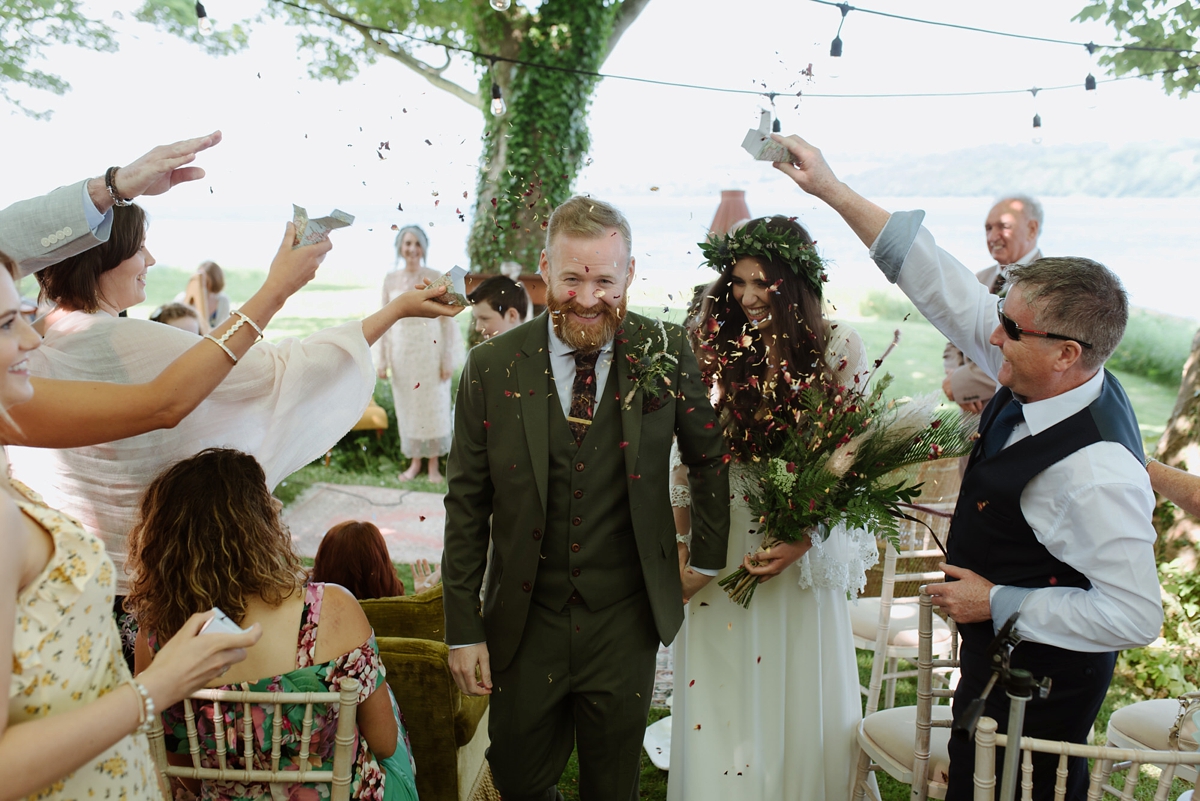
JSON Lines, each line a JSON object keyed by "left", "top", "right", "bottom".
{"left": 8, "top": 479, "right": 163, "bottom": 800}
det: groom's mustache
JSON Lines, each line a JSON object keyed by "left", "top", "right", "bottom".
{"left": 549, "top": 295, "right": 626, "bottom": 352}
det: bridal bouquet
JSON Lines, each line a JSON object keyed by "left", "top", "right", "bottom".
{"left": 718, "top": 370, "right": 975, "bottom": 608}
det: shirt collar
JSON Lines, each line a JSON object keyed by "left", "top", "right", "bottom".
{"left": 1021, "top": 367, "right": 1105, "bottom": 436}
{"left": 546, "top": 314, "right": 615, "bottom": 357}
{"left": 998, "top": 246, "right": 1042, "bottom": 274}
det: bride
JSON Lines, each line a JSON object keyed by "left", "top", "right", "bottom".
{"left": 668, "top": 215, "right": 878, "bottom": 801}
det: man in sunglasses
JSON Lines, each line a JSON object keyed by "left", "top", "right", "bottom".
{"left": 769, "top": 132, "right": 1162, "bottom": 801}
{"left": 942, "top": 196, "right": 1044, "bottom": 415}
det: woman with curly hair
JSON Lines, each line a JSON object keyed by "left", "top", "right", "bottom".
{"left": 128, "top": 448, "right": 418, "bottom": 801}
{"left": 667, "top": 216, "right": 878, "bottom": 801}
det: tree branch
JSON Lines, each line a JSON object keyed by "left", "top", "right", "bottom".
{"left": 311, "top": 0, "right": 482, "bottom": 108}
{"left": 604, "top": 0, "right": 652, "bottom": 61}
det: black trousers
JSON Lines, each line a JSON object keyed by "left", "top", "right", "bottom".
{"left": 946, "top": 643, "right": 1116, "bottom": 801}
{"left": 486, "top": 590, "right": 659, "bottom": 801}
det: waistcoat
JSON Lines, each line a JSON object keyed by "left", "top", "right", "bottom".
{"left": 531, "top": 371, "right": 643, "bottom": 611}
{"left": 948, "top": 371, "right": 1142, "bottom": 652}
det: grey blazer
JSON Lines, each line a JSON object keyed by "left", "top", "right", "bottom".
{"left": 0, "top": 180, "right": 111, "bottom": 277}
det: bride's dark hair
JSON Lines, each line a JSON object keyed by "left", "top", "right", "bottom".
{"left": 693, "top": 216, "right": 832, "bottom": 455}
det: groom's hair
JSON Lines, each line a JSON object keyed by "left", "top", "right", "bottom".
{"left": 545, "top": 196, "right": 632, "bottom": 263}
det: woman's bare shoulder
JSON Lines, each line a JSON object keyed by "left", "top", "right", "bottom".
{"left": 314, "top": 583, "right": 374, "bottom": 661}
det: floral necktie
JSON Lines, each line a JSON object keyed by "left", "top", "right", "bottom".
{"left": 568, "top": 350, "right": 600, "bottom": 446}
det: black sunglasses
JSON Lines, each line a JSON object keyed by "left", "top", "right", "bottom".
{"left": 997, "top": 299, "right": 1093, "bottom": 349}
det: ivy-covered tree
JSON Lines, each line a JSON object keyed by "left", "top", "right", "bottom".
{"left": 1074, "top": 0, "right": 1200, "bottom": 97}
{"left": 1077, "top": 5, "right": 1200, "bottom": 564}
{"left": 140, "top": 0, "right": 650, "bottom": 273}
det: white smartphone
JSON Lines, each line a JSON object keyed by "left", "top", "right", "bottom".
{"left": 198, "top": 607, "right": 249, "bottom": 636}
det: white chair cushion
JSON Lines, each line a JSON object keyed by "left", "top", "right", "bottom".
{"left": 851, "top": 598, "right": 952, "bottom": 649}
{"left": 1107, "top": 699, "right": 1181, "bottom": 750}
{"left": 860, "top": 704, "right": 954, "bottom": 786}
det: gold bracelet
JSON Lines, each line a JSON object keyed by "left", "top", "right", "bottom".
{"left": 125, "top": 678, "right": 156, "bottom": 734}
{"left": 204, "top": 334, "right": 237, "bottom": 363}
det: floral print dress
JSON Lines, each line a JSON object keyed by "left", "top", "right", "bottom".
{"left": 150, "top": 583, "right": 417, "bottom": 801}
{"left": 8, "top": 479, "right": 164, "bottom": 801}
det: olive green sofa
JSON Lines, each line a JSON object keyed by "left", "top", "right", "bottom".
{"left": 360, "top": 585, "right": 494, "bottom": 801}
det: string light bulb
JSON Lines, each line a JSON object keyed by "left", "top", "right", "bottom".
{"left": 490, "top": 82, "right": 506, "bottom": 116}
{"left": 195, "top": 1, "right": 213, "bottom": 36}
{"left": 1084, "top": 42, "right": 1098, "bottom": 91}
{"left": 489, "top": 0, "right": 511, "bottom": 10}
{"left": 830, "top": 3, "right": 850, "bottom": 57}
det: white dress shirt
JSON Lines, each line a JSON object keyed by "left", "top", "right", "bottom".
{"left": 869, "top": 211, "right": 1163, "bottom": 653}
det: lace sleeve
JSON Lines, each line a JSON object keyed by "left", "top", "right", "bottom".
{"left": 669, "top": 440, "right": 691, "bottom": 508}
{"left": 794, "top": 522, "right": 880, "bottom": 597}
{"left": 825, "top": 321, "right": 869, "bottom": 386}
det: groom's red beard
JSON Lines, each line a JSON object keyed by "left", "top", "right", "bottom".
{"left": 548, "top": 293, "right": 628, "bottom": 353}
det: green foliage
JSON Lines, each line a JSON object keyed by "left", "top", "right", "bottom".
{"left": 1108, "top": 308, "right": 1195, "bottom": 388}
{"left": 859, "top": 289, "right": 920, "bottom": 322}
{"left": 469, "top": 0, "right": 620, "bottom": 272}
{"left": 0, "top": 0, "right": 117, "bottom": 118}
{"left": 1075, "top": 1, "right": 1200, "bottom": 98}
{"left": 1118, "top": 556, "right": 1200, "bottom": 697}
{"left": 323, "top": 379, "right": 408, "bottom": 474}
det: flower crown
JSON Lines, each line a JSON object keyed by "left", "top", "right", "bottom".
{"left": 699, "top": 218, "right": 827, "bottom": 300}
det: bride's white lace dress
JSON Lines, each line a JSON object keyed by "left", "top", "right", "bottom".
{"left": 667, "top": 323, "right": 879, "bottom": 801}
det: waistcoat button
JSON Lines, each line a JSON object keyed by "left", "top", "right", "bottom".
{"left": 521, "top": 581, "right": 532, "bottom": 592}
{"left": 574, "top": 490, "right": 584, "bottom": 499}
{"left": 571, "top": 543, "right": 581, "bottom": 553}
{"left": 575, "top": 462, "right": 585, "bottom": 472}
{"left": 571, "top": 568, "right": 581, "bottom": 577}
{"left": 532, "top": 528, "right": 542, "bottom": 540}
{"left": 572, "top": 516, "right": 582, "bottom": 526}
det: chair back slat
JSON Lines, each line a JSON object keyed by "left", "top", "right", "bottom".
{"left": 241, "top": 697, "right": 254, "bottom": 766}
{"left": 298, "top": 700, "right": 315, "bottom": 764}
{"left": 182, "top": 698, "right": 203, "bottom": 769}
{"left": 212, "top": 699, "right": 228, "bottom": 770}
{"left": 150, "top": 678, "right": 361, "bottom": 799}
{"left": 270, "top": 701, "right": 284, "bottom": 772}
{"left": 1053, "top": 753, "right": 1069, "bottom": 801}
{"left": 1020, "top": 749, "right": 1034, "bottom": 800}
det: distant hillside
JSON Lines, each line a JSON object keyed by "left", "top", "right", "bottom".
{"left": 845, "top": 141, "right": 1200, "bottom": 197}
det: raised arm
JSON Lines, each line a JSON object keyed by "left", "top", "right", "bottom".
{"left": 360, "top": 285, "right": 464, "bottom": 346}
{"left": 7, "top": 223, "right": 329, "bottom": 448}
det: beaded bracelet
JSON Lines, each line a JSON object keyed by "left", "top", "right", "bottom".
{"left": 125, "top": 678, "right": 156, "bottom": 734}
{"left": 231, "top": 309, "right": 264, "bottom": 340}
{"left": 104, "top": 166, "right": 133, "bottom": 207}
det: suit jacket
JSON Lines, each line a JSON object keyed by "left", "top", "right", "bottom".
{"left": 442, "top": 311, "right": 730, "bottom": 671}
{"left": 943, "top": 250, "right": 1042, "bottom": 405}
{"left": 0, "top": 180, "right": 111, "bottom": 277}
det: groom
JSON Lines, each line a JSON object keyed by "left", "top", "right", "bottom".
{"left": 443, "top": 196, "right": 730, "bottom": 800}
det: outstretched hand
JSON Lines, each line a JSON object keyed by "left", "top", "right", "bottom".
{"left": 769, "top": 133, "right": 844, "bottom": 202}
{"left": 115, "top": 131, "right": 223, "bottom": 200}
{"left": 394, "top": 284, "right": 467, "bottom": 319}
{"left": 261, "top": 222, "right": 333, "bottom": 302}
{"left": 138, "top": 611, "right": 262, "bottom": 710}
{"left": 411, "top": 558, "right": 442, "bottom": 594}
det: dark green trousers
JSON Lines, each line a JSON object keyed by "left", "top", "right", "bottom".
{"left": 486, "top": 590, "right": 659, "bottom": 801}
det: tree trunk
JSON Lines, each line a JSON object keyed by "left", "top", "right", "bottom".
{"left": 1152, "top": 326, "right": 1200, "bottom": 566}
{"left": 467, "top": 0, "right": 632, "bottom": 273}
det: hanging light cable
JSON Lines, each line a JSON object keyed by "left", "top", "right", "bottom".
{"left": 830, "top": 3, "right": 850, "bottom": 57}
{"left": 195, "top": 1, "right": 213, "bottom": 36}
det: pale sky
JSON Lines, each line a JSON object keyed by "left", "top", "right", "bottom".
{"left": 4, "top": 0, "right": 1198, "bottom": 315}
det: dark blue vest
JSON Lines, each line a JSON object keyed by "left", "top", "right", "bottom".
{"left": 947, "top": 369, "right": 1143, "bottom": 652}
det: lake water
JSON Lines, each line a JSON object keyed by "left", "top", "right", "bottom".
{"left": 139, "top": 193, "right": 1200, "bottom": 323}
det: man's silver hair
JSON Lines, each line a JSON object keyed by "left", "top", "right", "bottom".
{"left": 996, "top": 194, "right": 1045, "bottom": 233}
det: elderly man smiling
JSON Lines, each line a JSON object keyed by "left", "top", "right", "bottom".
{"left": 767, "top": 132, "right": 1161, "bottom": 801}
{"left": 943, "top": 195, "right": 1044, "bottom": 414}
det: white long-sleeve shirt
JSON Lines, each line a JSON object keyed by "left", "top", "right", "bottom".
{"left": 868, "top": 211, "right": 1163, "bottom": 653}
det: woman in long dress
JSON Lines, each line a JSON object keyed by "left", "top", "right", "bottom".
{"left": 378, "top": 226, "right": 462, "bottom": 483}
{"left": 668, "top": 216, "right": 878, "bottom": 801}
